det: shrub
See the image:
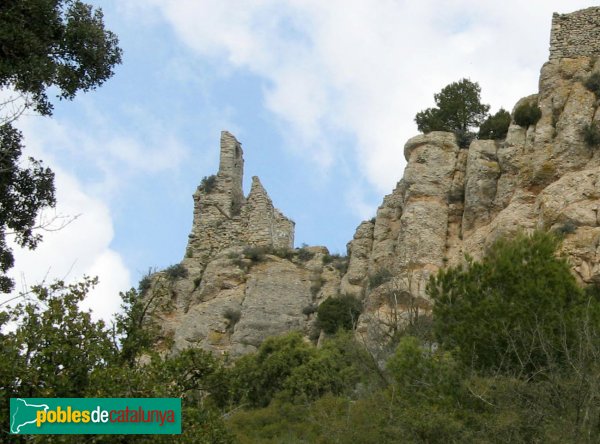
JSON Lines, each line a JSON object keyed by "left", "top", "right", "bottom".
{"left": 310, "top": 276, "right": 324, "bottom": 298}
{"left": 333, "top": 257, "right": 349, "bottom": 275}
{"left": 223, "top": 307, "right": 241, "bottom": 324}
{"left": 368, "top": 268, "right": 393, "bottom": 289}
{"left": 164, "top": 263, "right": 188, "bottom": 280}
{"left": 478, "top": 108, "right": 511, "bottom": 140}
{"left": 414, "top": 79, "right": 490, "bottom": 145}
{"left": 273, "top": 247, "right": 294, "bottom": 260}
{"left": 138, "top": 274, "right": 152, "bottom": 294}
{"left": 193, "top": 276, "right": 202, "bottom": 290}
{"left": 243, "top": 246, "right": 267, "bottom": 262}
{"left": 296, "top": 245, "right": 315, "bottom": 262}
{"left": 454, "top": 130, "right": 474, "bottom": 149}
{"left": 583, "top": 122, "right": 600, "bottom": 148}
{"left": 514, "top": 101, "right": 542, "bottom": 127}
{"left": 302, "top": 304, "right": 317, "bottom": 316}
{"left": 428, "top": 231, "right": 592, "bottom": 374}
{"left": 584, "top": 72, "right": 600, "bottom": 98}
{"left": 200, "top": 174, "right": 217, "bottom": 193}
{"left": 316, "top": 295, "right": 362, "bottom": 334}
{"left": 555, "top": 221, "right": 577, "bottom": 235}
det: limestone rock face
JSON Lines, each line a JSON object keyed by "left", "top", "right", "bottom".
{"left": 146, "top": 7, "right": 600, "bottom": 358}
{"left": 346, "top": 7, "right": 600, "bottom": 347}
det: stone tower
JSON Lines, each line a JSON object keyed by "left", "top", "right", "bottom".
{"left": 185, "top": 131, "right": 295, "bottom": 267}
{"left": 550, "top": 7, "right": 600, "bottom": 59}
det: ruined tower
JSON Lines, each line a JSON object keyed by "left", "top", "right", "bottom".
{"left": 185, "top": 131, "right": 295, "bottom": 267}
{"left": 550, "top": 7, "right": 600, "bottom": 59}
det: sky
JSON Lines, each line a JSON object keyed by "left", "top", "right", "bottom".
{"left": 5, "top": 0, "right": 597, "bottom": 322}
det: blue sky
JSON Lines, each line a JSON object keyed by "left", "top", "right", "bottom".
{"left": 7, "top": 0, "right": 596, "bottom": 321}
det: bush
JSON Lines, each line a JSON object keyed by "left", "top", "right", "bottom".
{"left": 200, "top": 174, "right": 217, "bottom": 193}
{"left": 316, "top": 295, "right": 362, "bottom": 334}
{"left": 302, "top": 304, "right": 317, "bottom": 316}
{"left": 584, "top": 72, "right": 600, "bottom": 98}
{"left": 428, "top": 231, "right": 592, "bottom": 374}
{"left": 368, "top": 268, "right": 393, "bottom": 289}
{"left": 514, "top": 101, "right": 542, "bottom": 127}
{"left": 555, "top": 221, "right": 577, "bottom": 236}
{"left": 223, "top": 307, "right": 241, "bottom": 324}
{"left": 415, "top": 78, "right": 490, "bottom": 147}
{"left": 243, "top": 246, "right": 267, "bottom": 262}
{"left": 583, "top": 122, "right": 600, "bottom": 148}
{"left": 164, "top": 263, "right": 188, "bottom": 280}
{"left": 478, "top": 108, "right": 511, "bottom": 140}
{"left": 296, "top": 245, "right": 315, "bottom": 262}
{"left": 138, "top": 274, "right": 152, "bottom": 294}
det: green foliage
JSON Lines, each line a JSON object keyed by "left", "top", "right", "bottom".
{"left": 387, "top": 336, "right": 463, "bottom": 400}
{"left": 199, "top": 174, "right": 217, "bottom": 193}
{"left": 302, "top": 304, "right": 317, "bottom": 316}
{"left": 428, "top": 230, "right": 589, "bottom": 374}
{"left": 0, "top": 0, "right": 121, "bottom": 293}
{"left": 225, "top": 332, "right": 315, "bottom": 408}
{"left": 368, "top": 267, "right": 392, "bottom": 289}
{"left": 583, "top": 121, "right": 600, "bottom": 148}
{"left": 223, "top": 306, "right": 241, "bottom": 324}
{"left": 415, "top": 78, "right": 490, "bottom": 147}
{"left": 115, "top": 287, "right": 158, "bottom": 366}
{"left": 243, "top": 245, "right": 267, "bottom": 262}
{"left": 0, "top": 278, "right": 233, "bottom": 443}
{"left": 555, "top": 220, "right": 577, "bottom": 235}
{"left": 0, "top": 0, "right": 122, "bottom": 116}
{"left": 138, "top": 271, "right": 153, "bottom": 294}
{"left": 584, "top": 72, "right": 600, "bottom": 98}
{"left": 323, "top": 253, "right": 349, "bottom": 274}
{"left": 316, "top": 295, "right": 362, "bottom": 334}
{"left": 514, "top": 101, "right": 542, "bottom": 127}
{"left": 164, "top": 263, "right": 188, "bottom": 280}
{"left": 0, "top": 277, "right": 116, "bottom": 401}
{"left": 296, "top": 244, "right": 315, "bottom": 261}
{"left": 0, "top": 124, "right": 55, "bottom": 292}
{"left": 478, "top": 108, "right": 511, "bottom": 140}
{"left": 272, "top": 247, "right": 294, "bottom": 260}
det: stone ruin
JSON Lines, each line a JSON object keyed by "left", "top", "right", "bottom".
{"left": 185, "top": 131, "right": 295, "bottom": 267}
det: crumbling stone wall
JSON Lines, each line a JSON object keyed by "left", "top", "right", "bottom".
{"left": 550, "top": 7, "right": 600, "bottom": 59}
{"left": 185, "top": 131, "right": 295, "bottom": 266}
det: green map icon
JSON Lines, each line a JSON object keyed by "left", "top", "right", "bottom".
{"left": 10, "top": 398, "right": 49, "bottom": 434}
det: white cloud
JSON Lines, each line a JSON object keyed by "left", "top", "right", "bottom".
{"left": 142, "top": 0, "right": 595, "bottom": 204}
{"left": 5, "top": 118, "right": 134, "bottom": 323}
{"left": 8, "top": 165, "right": 130, "bottom": 323}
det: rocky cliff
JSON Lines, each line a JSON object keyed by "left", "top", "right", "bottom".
{"left": 144, "top": 7, "right": 600, "bottom": 357}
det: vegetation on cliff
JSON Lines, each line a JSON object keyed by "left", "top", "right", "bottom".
{"left": 3, "top": 231, "right": 600, "bottom": 442}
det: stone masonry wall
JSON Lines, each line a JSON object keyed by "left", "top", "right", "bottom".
{"left": 185, "top": 131, "right": 295, "bottom": 267}
{"left": 550, "top": 7, "right": 600, "bottom": 59}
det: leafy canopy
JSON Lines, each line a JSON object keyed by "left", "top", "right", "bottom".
{"left": 0, "top": 0, "right": 122, "bottom": 292}
{"left": 0, "top": 0, "right": 123, "bottom": 116}
{"left": 415, "top": 78, "right": 490, "bottom": 146}
{"left": 428, "top": 230, "right": 593, "bottom": 374}
{"left": 478, "top": 108, "right": 511, "bottom": 140}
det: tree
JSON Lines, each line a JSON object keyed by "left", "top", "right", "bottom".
{"left": 316, "top": 295, "right": 362, "bottom": 334}
{"left": 415, "top": 78, "right": 490, "bottom": 147}
{"left": 0, "top": 279, "right": 233, "bottom": 443}
{"left": 0, "top": 0, "right": 123, "bottom": 117}
{"left": 0, "top": 125, "right": 55, "bottom": 292}
{"left": 427, "top": 231, "right": 592, "bottom": 375}
{"left": 478, "top": 108, "right": 511, "bottom": 140}
{"left": 0, "top": 0, "right": 122, "bottom": 292}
